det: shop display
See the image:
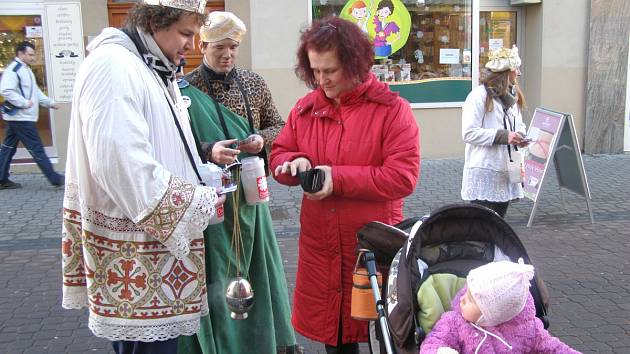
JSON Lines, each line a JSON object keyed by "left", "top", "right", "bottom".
{"left": 314, "top": 1, "right": 472, "bottom": 85}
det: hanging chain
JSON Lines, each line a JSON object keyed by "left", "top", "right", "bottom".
{"left": 227, "top": 168, "right": 247, "bottom": 278}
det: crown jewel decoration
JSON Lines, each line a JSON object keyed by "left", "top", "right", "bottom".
{"left": 488, "top": 46, "right": 518, "bottom": 61}
{"left": 143, "top": 0, "right": 207, "bottom": 14}
{"left": 485, "top": 45, "right": 521, "bottom": 72}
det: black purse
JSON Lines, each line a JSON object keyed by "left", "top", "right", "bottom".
{"left": 1, "top": 101, "right": 19, "bottom": 116}
{"left": 1, "top": 61, "right": 26, "bottom": 116}
{"left": 298, "top": 169, "right": 324, "bottom": 193}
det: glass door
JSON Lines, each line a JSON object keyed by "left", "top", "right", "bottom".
{"left": 0, "top": 13, "right": 55, "bottom": 160}
{"left": 477, "top": 3, "right": 522, "bottom": 89}
{"left": 479, "top": 10, "right": 517, "bottom": 69}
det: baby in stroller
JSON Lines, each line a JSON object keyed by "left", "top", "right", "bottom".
{"left": 420, "top": 259, "right": 579, "bottom": 354}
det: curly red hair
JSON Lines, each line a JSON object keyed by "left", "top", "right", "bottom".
{"left": 295, "top": 16, "right": 374, "bottom": 89}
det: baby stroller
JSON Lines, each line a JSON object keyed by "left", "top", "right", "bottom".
{"left": 356, "top": 204, "right": 550, "bottom": 354}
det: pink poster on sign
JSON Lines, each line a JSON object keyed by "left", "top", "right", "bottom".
{"left": 522, "top": 109, "right": 564, "bottom": 201}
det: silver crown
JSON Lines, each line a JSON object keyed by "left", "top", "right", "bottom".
{"left": 143, "top": 0, "right": 207, "bottom": 14}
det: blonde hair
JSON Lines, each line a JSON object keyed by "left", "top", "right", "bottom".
{"left": 480, "top": 68, "right": 526, "bottom": 112}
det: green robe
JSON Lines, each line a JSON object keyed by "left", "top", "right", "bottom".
{"left": 178, "top": 84, "right": 298, "bottom": 354}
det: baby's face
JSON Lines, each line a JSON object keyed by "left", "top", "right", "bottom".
{"left": 460, "top": 288, "right": 482, "bottom": 323}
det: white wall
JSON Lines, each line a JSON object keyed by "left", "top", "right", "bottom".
{"left": 247, "top": 0, "right": 310, "bottom": 118}
{"left": 539, "top": 0, "right": 589, "bottom": 146}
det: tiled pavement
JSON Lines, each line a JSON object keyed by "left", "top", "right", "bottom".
{"left": 1, "top": 154, "right": 629, "bottom": 353}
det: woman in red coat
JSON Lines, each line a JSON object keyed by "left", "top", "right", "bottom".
{"left": 271, "top": 16, "right": 421, "bottom": 354}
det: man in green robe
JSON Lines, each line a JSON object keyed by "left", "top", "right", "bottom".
{"left": 177, "top": 11, "right": 301, "bottom": 354}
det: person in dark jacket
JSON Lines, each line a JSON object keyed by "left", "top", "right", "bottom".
{"left": 271, "top": 16, "right": 421, "bottom": 354}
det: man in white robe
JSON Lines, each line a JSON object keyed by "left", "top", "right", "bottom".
{"left": 61, "top": 1, "right": 222, "bottom": 353}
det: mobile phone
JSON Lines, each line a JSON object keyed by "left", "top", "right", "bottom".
{"left": 521, "top": 137, "right": 533, "bottom": 143}
{"left": 218, "top": 184, "right": 238, "bottom": 195}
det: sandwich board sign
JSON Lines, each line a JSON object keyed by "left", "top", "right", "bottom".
{"left": 522, "top": 108, "right": 594, "bottom": 227}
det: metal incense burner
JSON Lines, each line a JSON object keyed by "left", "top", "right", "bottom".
{"left": 225, "top": 276, "right": 254, "bottom": 319}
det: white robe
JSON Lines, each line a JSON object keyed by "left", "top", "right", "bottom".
{"left": 62, "top": 28, "right": 216, "bottom": 341}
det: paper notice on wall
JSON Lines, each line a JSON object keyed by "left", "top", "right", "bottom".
{"left": 489, "top": 38, "right": 504, "bottom": 51}
{"left": 439, "top": 48, "right": 460, "bottom": 64}
{"left": 25, "top": 26, "right": 43, "bottom": 38}
{"left": 45, "top": 2, "right": 85, "bottom": 103}
{"left": 462, "top": 49, "right": 471, "bottom": 64}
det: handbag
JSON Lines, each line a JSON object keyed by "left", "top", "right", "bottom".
{"left": 1, "top": 101, "right": 19, "bottom": 116}
{"left": 1, "top": 61, "right": 25, "bottom": 116}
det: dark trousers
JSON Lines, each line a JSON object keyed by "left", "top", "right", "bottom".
{"left": 471, "top": 199, "right": 510, "bottom": 218}
{"left": 325, "top": 342, "right": 360, "bottom": 354}
{"left": 0, "top": 120, "right": 62, "bottom": 184}
{"left": 324, "top": 318, "right": 361, "bottom": 354}
{"left": 112, "top": 338, "right": 178, "bottom": 354}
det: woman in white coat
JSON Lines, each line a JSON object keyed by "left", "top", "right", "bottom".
{"left": 461, "top": 46, "right": 529, "bottom": 217}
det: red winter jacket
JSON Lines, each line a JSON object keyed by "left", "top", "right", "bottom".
{"left": 271, "top": 74, "right": 421, "bottom": 346}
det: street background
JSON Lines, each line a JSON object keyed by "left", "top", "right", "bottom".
{"left": 1, "top": 155, "right": 629, "bottom": 353}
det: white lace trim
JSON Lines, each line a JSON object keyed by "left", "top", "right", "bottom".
{"left": 165, "top": 185, "right": 217, "bottom": 260}
{"left": 461, "top": 167, "right": 523, "bottom": 202}
{"left": 63, "top": 181, "right": 80, "bottom": 209}
{"left": 88, "top": 316, "right": 201, "bottom": 342}
{"left": 62, "top": 286, "right": 89, "bottom": 309}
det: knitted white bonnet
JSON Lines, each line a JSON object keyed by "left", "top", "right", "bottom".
{"left": 467, "top": 259, "right": 534, "bottom": 327}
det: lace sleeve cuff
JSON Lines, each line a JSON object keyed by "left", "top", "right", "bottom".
{"left": 138, "top": 176, "right": 218, "bottom": 259}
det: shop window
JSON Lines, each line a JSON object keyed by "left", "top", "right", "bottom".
{"left": 312, "top": 0, "right": 473, "bottom": 106}
{"left": 0, "top": 15, "right": 54, "bottom": 150}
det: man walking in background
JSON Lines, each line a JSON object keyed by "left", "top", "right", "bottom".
{"left": 0, "top": 41, "right": 63, "bottom": 189}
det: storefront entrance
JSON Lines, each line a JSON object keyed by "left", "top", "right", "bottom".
{"left": 0, "top": 12, "right": 56, "bottom": 161}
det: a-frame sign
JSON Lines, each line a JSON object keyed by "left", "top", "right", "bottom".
{"left": 522, "top": 108, "right": 594, "bottom": 227}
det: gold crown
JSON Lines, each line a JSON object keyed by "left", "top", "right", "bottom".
{"left": 143, "top": 0, "right": 207, "bottom": 14}
{"left": 488, "top": 46, "right": 517, "bottom": 61}
{"left": 486, "top": 45, "right": 521, "bottom": 72}
{"left": 200, "top": 11, "right": 247, "bottom": 43}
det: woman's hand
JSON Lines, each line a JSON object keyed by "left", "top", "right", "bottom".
{"left": 508, "top": 131, "right": 523, "bottom": 145}
{"left": 274, "top": 157, "right": 311, "bottom": 177}
{"left": 211, "top": 139, "right": 240, "bottom": 165}
{"left": 305, "top": 165, "right": 333, "bottom": 201}
{"left": 238, "top": 134, "right": 264, "bottom": 154}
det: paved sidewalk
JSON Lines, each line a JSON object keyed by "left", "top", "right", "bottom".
{"left": 1, "top": 154, "right": 629, "bottom": 353}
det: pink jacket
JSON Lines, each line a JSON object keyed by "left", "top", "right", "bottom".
{"left": 420, "top": 286, "right": 581, "bottom": 354}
